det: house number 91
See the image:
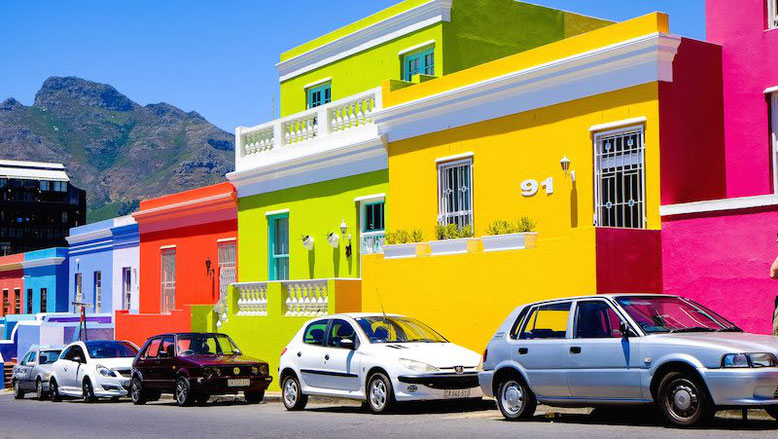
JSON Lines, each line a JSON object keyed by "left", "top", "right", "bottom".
{"left": 521, "top": 177, "right": 553, "bottom": 197}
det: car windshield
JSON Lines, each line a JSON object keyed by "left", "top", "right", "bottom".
{"left": 356, "top": 316, "right": 448, "bottom": 343}
{"left": 85, "top": 341, "right": 138, "bottom": 359}
{"left": 616, "top": 296, "right": 740, "bottom": 334}
{"left": 39, "top": 350, "right": 62, "bottom": 364}
{"left": 176, "top": 334, "right": 241, "bottom": 357}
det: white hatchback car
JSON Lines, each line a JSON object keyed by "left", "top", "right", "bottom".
{"left": 279, "top": 313, "right": 482, "bottom": 413}
{"left": 49, "top": 340, "right": 139, "bottom": 402}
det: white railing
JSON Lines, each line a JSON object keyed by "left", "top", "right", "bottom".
{"left": 237, "top": 88, "right": 381, "bottom": 161}
{"left": 360, "top": 232, "right": 385, "bottom": 255}
{"left": 284, "top": 280, "right": 328, "bottom": 316}
{"left": 235, "top": 282, "right": 268, "bottom": 316}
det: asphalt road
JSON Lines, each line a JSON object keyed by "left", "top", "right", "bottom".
{"left": 1, "top": 393, "right": 777, "bottom": 439}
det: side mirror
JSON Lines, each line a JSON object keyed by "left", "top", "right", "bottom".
{"left": 340, "top": 338, "right": 356, "bottom": 350}
{"left": 619, "top": 322, "right": 633, "bottom": 338}
{"left": 73, "top": 356, "right": 85, "bottom": 364}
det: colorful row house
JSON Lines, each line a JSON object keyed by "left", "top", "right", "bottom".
{"left": 207, "top": 0, "right": 614, "bottom": 389}
{"left": 660, "top": 0, "right": 778, "bottom": 334}
{"left": 115, "top": 183, "right": 238, "bottom": 347}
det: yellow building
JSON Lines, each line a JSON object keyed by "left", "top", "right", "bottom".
{"left": 362, "top": 13, "right": 723, "bottom": 352}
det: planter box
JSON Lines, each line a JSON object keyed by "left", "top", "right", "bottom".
{"left": 428, "top": 238, "right": 480, "bottom": 256}
{"left": 382, "top": 243, "right": 419, "bottom": 259}
{"left": 482, "top": 233, "right": 538, "bottom": 252}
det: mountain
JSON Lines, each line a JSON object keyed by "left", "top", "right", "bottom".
{"left": 0, "top": 76, "right": 235, "bottom": 222}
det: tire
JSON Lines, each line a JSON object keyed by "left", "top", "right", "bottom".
{"left": 195, "top": 393, "right": 210, "bottom": 406}
{"left": 82, "top": 378, "right": 97, "bottom": 403}
{"left": 281, "top": 375, "right": 308, "bottom": 411}
{"left": 366, "top": 372, "right": 395, "bottom": 414}
{"left": 175, "top": 377, "right": 194, "bottom": 407}
{"left": 13, "top": 380, "right": 24, "bottom": 399}
{"left": 496, "top": 378, "right": 537, "bottom": 420}
{"left": 657, "top": 371, "right": 713, "bottom": 427}
{"left": 130, "top": 377, "right": 147, "bottom": 405}
{"left": 49, "top": 378, "right": 61, "bottom": 402}
{"left": 36, "top": 379, "right": 46, "bottom": 401}
{"left": 765, "top": 405, "right": 778, "bottom": 420}
{"left": 244, "top": 390, "right": 264, "bottom": 404}
{"left": 147, "top": 391, "right": 161, "bottom": 402}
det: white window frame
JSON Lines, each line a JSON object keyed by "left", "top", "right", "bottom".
{"left": 359, "top": 198, "right": 386, "bottom": 255}
{"left": 74, "top": 273, "right": 83, "bottom": 312}
{"left": 437, "top": 158, "right": 474, "bottom": 229}
{"left": 593, "top": 125, "right": 647, "bottom": 229}
{"left": 160, "top": 248, "right": 176, "bottom": 314}
{"left": 122, "top": 267, "right": 132, "bottom": 310}
{"left": 94, "top": 271, "right": 102, "bottom": 313}
{"left": 770, "top": 92, "right": 778, "bottom": 193}
{"left": 769, "top": 0, "right": 778, "bottom": 29}
{"left": 217, "top": 241, "right": 237, "bottom": 299}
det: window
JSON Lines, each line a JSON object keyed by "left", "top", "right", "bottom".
{"left": 122, "top": 267, "right": 132, "bottom": 310}
{"left": 218, "top": 241, "right": 237, "bottom": 299}
{"left": 26, "top": 289, "right": 33, "bottom": 314}
{"left": 159, "top": 336, "right": 175, "bottom": 358}
{"left": 519, "top": 302, "right": 571, "bottom": 340}
{"left": 438, "top": 159, "right": 473, "bottom": 228}
{"left": 770, "top": 92, "right": 778, "bottom": 193}
{"left": 510, "top": 307, "right": 532, "bottom": 339}
{"left": 574, "top": 301, "right": 624, "bottom": 339}
{"left": 327, "top": 319, "right": 357, "bottom": 349}
{"left": 303, "top": 320, "right": 328, "bottom": 346}
{"left": 769, "top": 0, "right": 778, "bottom": 29}
{"left": 306, "top": 82, "right": 331, "bottom": 109}
{"left": 594, "top": 126, "right": 646, "bottom": 229}
{"left": 268, "top": 214, "right": 289, "bottom": 281}
{"left": 143, "top": 338, "right": 162, "bottom": 358}
{"left": 62, "top": 211, "right": 68, "bottom": 223}
{"left": 65, "top": 345, "right": 86, "bottom": 362}
{"left": 94, "top": 271, "right": 102, "bottom": 313}
{"left": 160, "top": 248, "right": 176, "bottom": 314}
{"left": 3, "top": 289, "right": 9, "bottom": 314}
{"left": 40, "top": 288, "right": 47, "bottom": 313}
{"left": 74, "top": 272, "right": 83, "bottom": 308}
{"left": 13, "top": 288, "right": 20, "bottom": 314}
{"left": 39, "top": 180, "right": 50, "bottom": 191}
{"left": 403, "top": 47, "right": 434, "bottom": 81}
{"left": 360, "top": 200, "right": 385, "bottom": 255}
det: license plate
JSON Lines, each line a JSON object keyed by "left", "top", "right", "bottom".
{"left": 443, "top": 389, "right": 471, "bottom": 399}
{"left": 228, "top": 378, "right": 250, "bottom": 387}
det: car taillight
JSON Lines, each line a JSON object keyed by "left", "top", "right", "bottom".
{"left": 281, "top": 347, "right": 287, "bottom": 357}
{"left": 482, "top": 349, "right": 488, "bottom": 363}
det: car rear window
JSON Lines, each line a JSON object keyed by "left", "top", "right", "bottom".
{"left": 520, "top": 302, "right": 571, "bottom": 340}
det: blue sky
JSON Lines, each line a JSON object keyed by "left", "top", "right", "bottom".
{"left": 0, "top": 1, "right": 704, "bottom": 132}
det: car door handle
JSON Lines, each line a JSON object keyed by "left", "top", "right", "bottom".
{"left": 518, "top": 348, "right": 528, "bottom": 355}
{"left": 570, "top": 347, "right": 582, "bottom": 354}
{"left": 324, "top": 354, "right": 330, "bottom": 361}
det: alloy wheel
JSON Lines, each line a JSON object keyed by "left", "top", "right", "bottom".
{"left": 176, "top": 378, "right": 189, "bottom": 406}
{"left": 83, "top": 380, "right": 95, "bottom": 403}
{"left": 369, "top": 378, "right": 387, "bottom": 411}
{"left": 36, "top": 380, "right": 45, "bottom": 400}
{"left": 13, "top": 381, "right": 23, "bottom": 399}
{"left": 283, "top": 378, "right": 298, "bottom": 407}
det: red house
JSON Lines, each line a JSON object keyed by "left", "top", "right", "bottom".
{"left": 115, "top": 183, "right": 238, "bottom": 346}
{"left": 0, "top": 254, "right": 24, "bottom": 317}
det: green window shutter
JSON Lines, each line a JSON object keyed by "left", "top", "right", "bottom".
{"left": 306, "top": 83, "right": 332, "bottom": 109}
{"left": 403, "top": 48, "right": 434, "bottom": 81}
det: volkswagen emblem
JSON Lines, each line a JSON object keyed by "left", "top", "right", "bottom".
{"left": 454, "top": 366, "right": 464, "bottom": 375}
{"left": 233, "top": 367, "right": 241, "bottom": 375}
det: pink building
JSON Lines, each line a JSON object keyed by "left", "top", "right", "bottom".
{"left": 661, "top": 0, "right": 778, "bottom": 333}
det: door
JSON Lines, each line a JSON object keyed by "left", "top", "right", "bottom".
{"left": 156, "top": 336, "right": 177, "bottom": 392}
{"left": 60, "top": 345, "right": 86, "bottom": 391}
{"left": 138, "top": 338, "right": 163, "bottom": 389}
{"left": 320, "top": 319, "right": 361, "bottom": 391}
{"left": 297, "top": 319, "right": 329, "bottom": 388}
{"left": 566, "top": 300, "right": 642, "bottom": 399}
{"left": 268, "top": 214, "right": 289, "bottom": 281}
{"left": 512, "top": 302, "right": 572, "bottom": 398}
{"left": 14, "top": 351, "right": 34, "bottom": 390}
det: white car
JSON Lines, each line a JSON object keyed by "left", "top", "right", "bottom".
{"left": 279, "top": 313, "right": 482, "bottom": 413}
{"left": 49, "top": 340, "right": 139, "bottom": 402}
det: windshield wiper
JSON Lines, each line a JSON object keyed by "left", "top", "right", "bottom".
{"left": 404, "top": 338, "right": 439, "bottom": 343}
{"left": 715, "top": 326, "right": 743, "bottom": 333}
{"left": 669, "top": 327, "right": 716, "bottom": 333}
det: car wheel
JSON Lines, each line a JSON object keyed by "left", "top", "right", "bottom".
{"left": 657, "top": 371, "right": 713, "bottom": 427}
{"left": 764, "top": 405, "right": 778, "bottom": 420}
{"left": 496, "top": 378, "right": 536, "bottom": 420}
{"left": 13, "top": 380, "right": 24, "bottom": 399}
{"left": 36, "top": 379, "right": 46, "bottom": 401}
{"left": 244, "top": 390, "right": 264, "bottom": 404}
{"left": 130, "top": 377, "right": 147, "bottom": 405}
{"left": 366, "top": 372, "right": 395, "bottom": 414}
{"left": 281, "top": 375, "right": 308, "bottom": 411}
{"left": 82, "top": 379, "right": 96, "bottom": 403}
{"left": 175, "top": 377, "right": 194, "bottom": 407}
{"left": 49, "top": 378, "right": 61, "bottom": 402}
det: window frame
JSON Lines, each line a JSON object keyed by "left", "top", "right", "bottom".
{"left": 359, "top": 199, "right": 385, "bottom": 255}
{"left": 326, "top": 318, "right": 359, "bottom": 349}
{"left": 93, "top": 271, "right": 102, "bottom": 313}
{"left": 13, "top": 288, "right": 20, "bottom": 314}
{"left": 593, "top": 125, "right": 646, "bottom": 229}
{"left": 437, "top": 158, "right": 474, "bottom": 229}
{"left": 402, "top": 47, "right": 435, "bottom": 81}
{"left": 160, "top": 247, "right": 176, "bottom": 314}
{"left": 268, "top": 213, "right": 290, "bottom": 281}
{"left": 770, "top": 91, "right": 778, "bottom": 193}
{"left": 122, "top": 267, "right": 132, "bottom": 310}
{"left": 217, "top": 240, "right": 237, "bottom": 299}
{"left": 306, "top": 82, "right": 332, "bottom": 109}
{"left": 518, "top": 301, "right": 573, "bottom": 340}
{"left": 302, "top": 319, "right": 329, "bottom": 346}
{"left": 572, "top": 299, "right": 628, "bottom": 340}
{"left": 769, "top": 0, "right": 778, "bottom": 29}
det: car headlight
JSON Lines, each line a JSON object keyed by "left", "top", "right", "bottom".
{"left": 251, "top": 366, "right": 259, "bottom": 375}
{"left": 96, "top": 364, "right": 117, "bottom": 377}
{"left": 722, "top": 353, "right": 778, "bottom": 368}
{"left": 399, "top": 358, "right": 439, "bottom": 372}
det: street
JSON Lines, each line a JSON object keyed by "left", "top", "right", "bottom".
{"left": 1, "top": 393, "right": 776, "bottom": 439}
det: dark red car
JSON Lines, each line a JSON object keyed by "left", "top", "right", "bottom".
{"left": 130, "top": 332, "right": 271, "bottom": 407}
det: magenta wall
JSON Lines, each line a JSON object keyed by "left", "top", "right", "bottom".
{"left": 662, "top": 209, "right": 778, "bottom": 334}
{"left": 707, "top": 0, "right": 778, "bottom": 197}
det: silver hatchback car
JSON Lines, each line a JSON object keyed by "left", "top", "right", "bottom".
{"left": 479, "top": 294, "right": 778, "bottom": 426}
{"left": 12, "top": 345, "right": 64, "bottom": 400}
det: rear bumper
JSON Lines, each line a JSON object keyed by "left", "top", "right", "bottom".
{"left": 191, "top": 376, "right": 272, "bottom": 394}
{"left": 702, "top": 368, "right": 778, "bottom": 406}
{"left": 478, "top": 370, "right": 495, "bottom": 398}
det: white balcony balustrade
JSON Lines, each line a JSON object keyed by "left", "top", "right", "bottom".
{"left": 284, "top": 280, "right": 329, "bottom": 316}
{"left": 234, "top": 88, "right": 383, "bottom": 173}
{"left": 235, "top": 282, "right": 268, "bottom": 316}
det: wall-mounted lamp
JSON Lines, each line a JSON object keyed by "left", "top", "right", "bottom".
{"left": 205, "top": 258, "right": 214, "bottom": 277}
{"left": 340, "top": 219, "right": 352, "bottom": 258}
{"left": 560, "top": 156, "right": 576, "bottom": 183}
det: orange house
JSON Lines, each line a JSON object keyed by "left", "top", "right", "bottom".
{"left": 114, "top": 183, "right": 238, "bottom": 346}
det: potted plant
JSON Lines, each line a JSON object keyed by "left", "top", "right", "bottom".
{"left": 428, "top": 223, "right": 479, "bottom": 255}
{"left": 481, "top": 217, "right": 538, "bottom": 252}
{"left": 382, "top": 229, "right": 424, "bottom": 259}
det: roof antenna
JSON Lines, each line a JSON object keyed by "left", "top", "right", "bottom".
{"left": 376, "top": 288, "right": 387, "bottom": 319}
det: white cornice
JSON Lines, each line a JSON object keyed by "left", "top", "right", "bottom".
{"left": 354, "top": 193, "right": 386, "bottom": 203}
{"left": 133, "top": 192, "right": 234, "bottom": 218}
{"left": 660, "top": 194, "right": 778, "bottom": 217}
{"left": 66, "top": 228, "right": 112, "bottom": 245}
{"left": 21, "top": 257, "right": 66, "bottom": 269}
{"left": 228, "top": 133, "right": 388, "bottom": 198}
{"left": 276, "top": 0, "right": 451, "bottom": 82}
{"left": 589, "top": 117, "right": 648, "bottom": 133}
{"left": 373, "top": 32, "right": 681, "bottom": 142}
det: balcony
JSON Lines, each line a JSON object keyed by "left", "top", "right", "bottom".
{"left": 232, "top": 89, "right": 385, "bottom": 184}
